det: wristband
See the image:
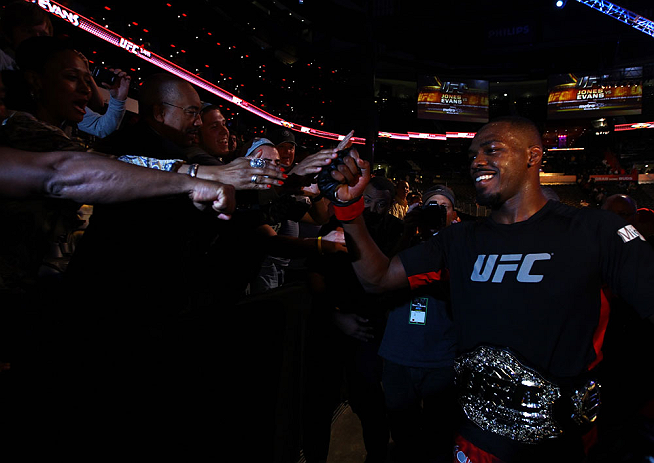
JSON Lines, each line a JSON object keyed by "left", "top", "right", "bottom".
{"left": 187, "top": 163, "right": 199, "bottom": 178}
{"left": 333, "top": 196, "right": 364, "bottom": 222}
{"left": 317, "top": 235, "right": 323, "bottom": 255}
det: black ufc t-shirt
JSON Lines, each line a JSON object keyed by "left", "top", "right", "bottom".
{"left": 399, "top": 200, "right": 654, "bottom": 380}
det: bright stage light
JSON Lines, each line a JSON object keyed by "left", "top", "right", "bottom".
{"left": 555, "top": 0, "right": 567, "bottom": 8}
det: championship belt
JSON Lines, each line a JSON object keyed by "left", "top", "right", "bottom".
{"left": 454, "top": 346, "right": 601, "bottom": 444}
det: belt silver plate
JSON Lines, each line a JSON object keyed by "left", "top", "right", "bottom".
{"left": 454, "top": 346, "right": 563, "bottom": 444}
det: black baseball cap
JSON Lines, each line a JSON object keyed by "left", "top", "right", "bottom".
{"left": 422, "top": 185, "right": 456, "bottom": 208}
{"left": 270, "top": 128, "right": 296, "bottom": 146}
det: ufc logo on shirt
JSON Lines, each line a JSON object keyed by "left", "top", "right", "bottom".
{"left": 470, "top": 253, "right": 551, "bottom": 283}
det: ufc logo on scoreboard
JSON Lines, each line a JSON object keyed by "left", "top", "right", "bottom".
{"left": 442, "top": 82, "right": 469, "bottom": 94}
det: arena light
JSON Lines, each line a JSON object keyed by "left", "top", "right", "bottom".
{"left": 446, "top": 132, "right": 477, "bottom": 139}
{"left": 27, "top": 0, "right": 365, "bottom": 144}
{"left": 381, "top": 131, "right": 476, "bottom": 141}
{"left": 555, "top": 0, "right": 568, "bottom": 9}
{"left": 614, "top": 121, "right": 654, "bottom": 131}
{"left": 408, "top": 132, "right": 447, "bottom": 141}
{"left": 574, "top": 0, "right": 654, "bottom": 38}
{"left": 378, "top": 131, "right": 410, "bottom": 141}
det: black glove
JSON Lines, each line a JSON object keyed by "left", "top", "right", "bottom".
{"left": 316, "top": 148, "right": 361, "bottom": 206}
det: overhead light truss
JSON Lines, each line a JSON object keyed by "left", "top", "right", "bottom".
{"left": 575, "top": 0, "right": 654, "bottom": 38}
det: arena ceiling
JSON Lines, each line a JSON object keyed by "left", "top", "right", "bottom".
{"left": 209, "top": 0, "right": 654, "bottom": 81}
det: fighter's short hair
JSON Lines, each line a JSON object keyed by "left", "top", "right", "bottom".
{"left": 487, "top": 116, "right": 542, "bottom": 146}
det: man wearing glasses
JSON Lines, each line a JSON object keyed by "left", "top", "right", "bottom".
{"left": 137, "top": 72, "right": 203, "bottom": 149}
{"left": 91, "top": 72, "right": 204, "bottom": 159}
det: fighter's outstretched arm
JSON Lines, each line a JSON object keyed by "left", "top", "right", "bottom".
{"left": 341, "top": 215, "right": 409, "bottom": 293}
{"left": 323, "top": 145, "right": 409, "bottom": 293}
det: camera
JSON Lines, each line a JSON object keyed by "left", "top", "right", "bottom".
{"left": 92, "top": 66, "right": 117, "bottom": 86}
{"left": 420, "top": 203, "right": 447, "bottom": 231}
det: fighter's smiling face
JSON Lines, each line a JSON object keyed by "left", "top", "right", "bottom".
{"left": 469, "top": 122, "right": 531, "bottom": 209}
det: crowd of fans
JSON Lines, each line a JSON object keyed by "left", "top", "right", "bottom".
{"left": 0, "top": 2, "right": 652, "bottom": 462}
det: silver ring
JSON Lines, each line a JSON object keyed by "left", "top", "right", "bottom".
{"left": 250, "top": 174, "right": 258, "bottom": 184}
{"left": 249, "top": 158, "right": 266, "bottom": 168}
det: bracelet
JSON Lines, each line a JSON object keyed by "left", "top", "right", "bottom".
{"left": 317, "top": 235, "right": 323, "bottom": 255}
{"left": 117, "top": 155, "right": 183, "bottom": 172}
{"left": 333, "top": 196, "right": 365, "bottom": 222}
{"left": 187, "top": 163, "right": 199, "bottom": 178}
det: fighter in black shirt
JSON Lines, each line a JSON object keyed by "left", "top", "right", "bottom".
{"left": 322, "top": 117, "right": 654, "bottom": 462}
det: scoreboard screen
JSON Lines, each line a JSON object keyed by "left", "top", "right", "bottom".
{"left": 417, "top": 76, "right": 489, "bottom": 123}
{"left": 547, "top": 68, "right": 642, "bottom": 119}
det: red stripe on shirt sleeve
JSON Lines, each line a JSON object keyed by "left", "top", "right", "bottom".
{"left": 587, "top": 288, "right": 611, "bottom": 371}
{"left": 407, "top": 270, "right": 443, "bottom": 290}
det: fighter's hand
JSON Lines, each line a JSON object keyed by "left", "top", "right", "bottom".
{"left": 288, "top": 149, "right": 338, "bottom": 177}
{"left": 189, "top": 180, "right": 235, "bottom": 220}
{"left": 333, "top": 312, "right": 374, "bottom": 342}
{"left": 330, "top": 147, "right": 370, "bottom": 203}
{"left": 196, "top": 157, "right": 286, "bottom": 190}
{"left": 285, "top": 129, "right": 354, "bottom": 178}
{"left": 315, "top": 130, "right": 369, "bottom": 203}
{"left": 103, "top": 68, "right": 131, "bottom": 101}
